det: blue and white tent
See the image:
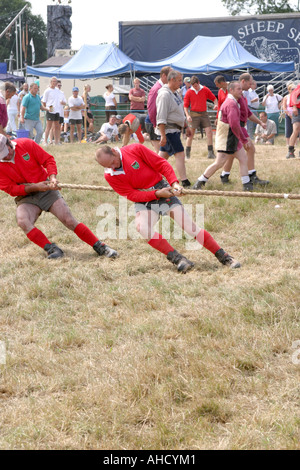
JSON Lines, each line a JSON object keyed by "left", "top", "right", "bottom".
{"left": 27, "top": 43, "right": 135, "bottom": 78}
{"left": 133, "top": 35, "right": 294, "bottom": 73}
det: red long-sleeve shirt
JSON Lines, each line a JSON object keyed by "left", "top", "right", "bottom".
{"left": 184, "top": 86, "right": 216, "bottom": 112}
{"left": 290, "top": 84, "right": 300, "bottom": 109}
{"left": 0, "top": 94, "right": 8, "bottom": 129}
{"left": 217, "top": 88, "right": 228, "bottom": 118}
{"left": 104, "top": 144, "right": 178, "bottom": 202}
{"left": 0, "top": 138, "right": 57, "bottom": 197}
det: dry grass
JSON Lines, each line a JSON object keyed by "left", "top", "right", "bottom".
{"left": 0, "top": 135, "right": 300, "bottom": 450}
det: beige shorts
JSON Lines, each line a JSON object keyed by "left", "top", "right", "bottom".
{"left": 190, "top": 111, "right": 211, "bottom": 129}
{"left": 15, "top": 189, "right": 63, "bottom": 212}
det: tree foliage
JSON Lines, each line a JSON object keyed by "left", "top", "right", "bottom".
{"left": 0, "top": 0, "right": 47, "bottom": 69}
{"left": 221, "top": 0, "right": 300, "bottom": 16}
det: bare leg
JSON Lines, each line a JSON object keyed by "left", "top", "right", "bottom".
{"left": 16, "top": 203, "right": 42, "bottom": 234}
{"left": 202, "top": 151, "right": 229, "bottom": 179}
{"left": 204, "top": 126, "right": 213, "bottom": 146}
{"left": 77, "top": 123, "right": 82, "bottom": 142}
{"left": 49, "top": 198, "right": 79, "bottom": 230}
{"left": 135, "top": 210, "right": 160, "bottom": 240}
{"left": 151, "top": 140, "right": 161, "bottom": 153}
{"left": 54, "top": 121, "right": 61, "bottom": 144}
{"left": 70, "top": 124, "right": 75, "bottom": 143}
{"left": 174, "top": 151, "right": 188, "bottom": 181}
{"left": 246, "top": 139, "right": 255, "bottom": 170}
{"left": 44, "top": 121, "right": 53, "bottom": 144}
{"left": 186, "top": 128, "right": 196, "bottom": 148}
{"left": 222, "top": 154, "right": 234, "bottom": 173}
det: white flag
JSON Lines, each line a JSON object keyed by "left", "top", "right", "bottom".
{"left": 30, "top": 38, "right": 35, "bottom": 64}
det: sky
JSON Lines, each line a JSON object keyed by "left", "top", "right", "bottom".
{"left": 28, "top": 0, "right": 230, "bottom": 51}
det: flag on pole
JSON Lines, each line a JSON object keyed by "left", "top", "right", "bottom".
{"left": 30, "top": 38, "right": 35, "bottom": 64}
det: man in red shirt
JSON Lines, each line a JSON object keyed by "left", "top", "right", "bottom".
{"left": 95, "top": 143, "right": 240, "bottom": 272}
{"left": 184, "top": 76, "right": 217, "bottom": 159}
{"left": 0, "top": 136, "right": 118, "bottom": 259}
{"left": 118, "top": 113, "right": 144, "bottom": 146}
{"left": 214, "top": 75, "right": 228, "bottom": 120}
{"left": 287, "top": 83, "right": 300, "bottom": 158}
{"left": 129, "top": 78, "right": 146, "bottom": 111}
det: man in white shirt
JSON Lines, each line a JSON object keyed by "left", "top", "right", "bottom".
{"left": 68, "top": 87, "right": 85, "bottom": 143}
{"left": 42, "top": 76, "right": 65, "bottom": 145}
{"left": 255, "top": 112, "right": 277, "bottom": 145}
{"left": 95, "top": 115, "right": 119, "bottom": 144}
{"left": 244, "top": 80, "right": 260, "bottom": 139}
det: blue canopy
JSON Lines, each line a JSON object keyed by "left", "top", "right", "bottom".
{"left": 134, "top": 35, "right": 295, "bottom": 73}
{"left": 27, "top": 44, "right": 134, "bottom": 78}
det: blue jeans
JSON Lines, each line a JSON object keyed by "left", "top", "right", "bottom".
{"left": 24, "top": 119, "right": 44, "bottom": 144}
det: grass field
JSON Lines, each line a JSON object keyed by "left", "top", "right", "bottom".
{"left": 0, "top": 135, "right": 299, "bottom": 450}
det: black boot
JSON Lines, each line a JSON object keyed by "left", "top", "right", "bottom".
{"left": 93, "top": 240, "right": 119, "bottom": 258}
{"left": 192, "top": 180, "right": 206, "bottom": 190}
{"left": 44, "top": 243, "right": 64, "bottom": 259}
{"left": 220, "top": 174, "right": 230, "bottom": 184}
{"left": 215, "top": 248, "right": 241, "bottom": 269}
{"left": 249, "top": 171, "right": 269, "bottom": 186}
{"left": 243, "top": 181, "right": 253, "bottom": 191}
{"left": 167, "top": 250, "right": 194, "bottom": 273}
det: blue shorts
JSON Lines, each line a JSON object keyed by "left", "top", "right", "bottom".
{"left": 160, "top": 132, "right": 184, "bottom": 156}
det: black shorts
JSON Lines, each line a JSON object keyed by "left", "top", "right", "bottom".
{"left": 46, "top": 112, "right": 60, "bottom": 122}
{"left": 160, "top": 132, "right": 184, "bottom": 156}
{"left": 70, "top": 118, "right": 83, "bottom": 125}
{"left": 59, "top": 116, "right": 64, "bottom": 124}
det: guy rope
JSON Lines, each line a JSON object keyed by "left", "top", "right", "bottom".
{"left": 56, "top": 183, "right": 300, "bottom": 200}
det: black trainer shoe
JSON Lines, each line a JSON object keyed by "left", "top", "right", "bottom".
{"left": 167, "top": 250, "right": 194, "bottom": 273}
{"left": 286, "top": 152, "right": 295, "bottom": 159}
{"left": 93, "top": 240, "right": 119, "bottom": 258}
{"left": 215, "top": 248, "right": 241, "bottom": 269}
{"left": 44, "top": 243, "right": 64, "bottom": 259}
{"left": 220, "top": 174, "right": 230, "bottom": 184}
{"left": 249, "top": 171, "right": 269, "bottom": 185}
{"left": 181, "top": 179, "right": 191, "bottom": 188}
{"left": 243, "top": 182, "right": 253, "bottom": 191}
{"left": 207, "top": 150, "right": 216, "bottom": 159}
{"left": 192, "top": 180, "right": 206, "bottom": 190}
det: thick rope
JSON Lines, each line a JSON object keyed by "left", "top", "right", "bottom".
{"left": 57, "top": 183, "right": 300, "bottom": 200}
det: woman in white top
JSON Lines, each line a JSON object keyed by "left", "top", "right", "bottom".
{"left": 103, "top": 84, "right": 117, "bottom": 121}
{"left": 262, "top": 84, "right": 283, "bottom": 135}
{"left": 6, "top": 91, "right": 19, "bottom": 133}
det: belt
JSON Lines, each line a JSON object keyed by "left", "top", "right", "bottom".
{"left": 166, "top": 122, "right": 182, "bottom": 130}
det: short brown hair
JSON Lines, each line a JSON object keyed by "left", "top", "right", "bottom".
{"left": 160, "top": 66, "right": 171, "bottom": 78}
{"left": 214, "top": 75, "right": 226, "bottom": 85}
{"left": 5, "top": 82, "right": 16, "bottom": 93}
{"left": 239, "top": 73, "right": 252, "bottom": 83}
{"left": 190, "top": 76, "right": 199, "bottom": 86}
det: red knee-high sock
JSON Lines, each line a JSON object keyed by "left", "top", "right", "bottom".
{"left": 196, "top": 229, "right": 220, "bottom": 254}
{"left": 148, "top": 232, "right": 174, "bottom": 255}
{"left": 74, "top": 223, "right": 99, "bottom": 247}
{"left": 26, "top": 228, "right": 51, "bottom": 249}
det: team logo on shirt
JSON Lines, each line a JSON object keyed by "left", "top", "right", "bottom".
{"left": 131, "top": 161, "right": 139, "bottom": 169}
{"left": 22, "top": 153, "right": 30, "bottom": 161}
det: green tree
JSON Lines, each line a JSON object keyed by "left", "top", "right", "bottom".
{"left": 221, "top": 0, "right": 300, "bottom": 16}
{"left": 0, "top": 0, "right": 47, "bottom": 70}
